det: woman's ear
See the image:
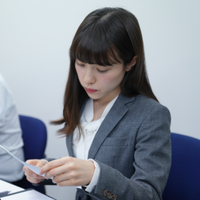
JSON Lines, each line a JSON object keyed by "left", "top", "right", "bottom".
{"left": 125, "top": 56, "right": 138, "bottom": 72}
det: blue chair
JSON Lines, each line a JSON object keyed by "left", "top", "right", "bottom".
{"left": 19, "top": 115, "right": 47, "bottom": 194}
{"left": 163, "top": 133, "right": 200, "bottom": 200}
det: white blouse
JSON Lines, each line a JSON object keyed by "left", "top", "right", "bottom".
{"left": 73, "top": 96, "right": 118, "bottom": 191}
{"left": 73, "top": 96, "right": 118, "bottom": 159}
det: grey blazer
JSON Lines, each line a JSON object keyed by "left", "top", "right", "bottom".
{"left": 66, "top": 94, "right": 171, "bottom": 200}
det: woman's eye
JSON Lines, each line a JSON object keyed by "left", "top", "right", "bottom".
{"left": 97, "top": 69, "right": 108, "bottom": 73}
{"left": 77, "top": 62, "right": 85, "bottom": 67}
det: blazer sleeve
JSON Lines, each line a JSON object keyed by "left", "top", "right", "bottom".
{"left": 85, "top": 104, "right": 171, "bottom": 200}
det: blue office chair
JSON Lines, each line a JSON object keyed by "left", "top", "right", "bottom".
{"left": 163, "top": 132, "right": 200, "bottom": 200}
{"left": 19, "top": 115, "right": 47, "bottom": 194}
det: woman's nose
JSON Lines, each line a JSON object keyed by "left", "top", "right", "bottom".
{"left": 83, "top": 69, "right": 95, "bottom": 84}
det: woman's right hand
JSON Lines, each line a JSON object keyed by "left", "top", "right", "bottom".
{"left": 23, "top": 159, "right": 48, "bottom": 184}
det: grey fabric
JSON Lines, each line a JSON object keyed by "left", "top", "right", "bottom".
{"left": 67, "top": 94, "right": 171, "bottom": 200}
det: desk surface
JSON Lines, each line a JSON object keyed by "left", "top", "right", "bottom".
{"left": 0, "top": 179, "right": 24, "bottom": 195}
{"left": 0, "top": 179, "right": 55, "bottom": 200}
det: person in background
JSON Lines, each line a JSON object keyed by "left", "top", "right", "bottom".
{"left": 0, "top": 73, "right": 24, "bottom": 186}
{"left": 23, "top": 7, "right": 171, "bottom": 200}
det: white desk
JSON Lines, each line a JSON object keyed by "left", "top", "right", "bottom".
{"left": 0, "top": 179, "right": 55, "bottom": 200}
{"left": 0, "top": 179, "right": 24, "bottom": 195}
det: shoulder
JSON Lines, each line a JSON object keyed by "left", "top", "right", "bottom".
{"left": 119, "top": 94, "right": 169, "bottom": 111}
{"left": 0, "top": 74, "right": 11, "bottom": 95}
{"left": 0, "top": 74, "right": 15, "bottom": 109}
{"left": 134, "top": 95, "right": 169, "bottom": 112}
{"left": 118, "top": 94, "right": 171, "bottom": 122}
{"left": 135, "top": 95, "right": 171, "bottom": 128}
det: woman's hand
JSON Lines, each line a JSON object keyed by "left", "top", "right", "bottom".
{"left": 23, "top": 159, "right": 48, "bottom": 184}
{"left": 39, "top": 156, "right": 95, "bottom": 187}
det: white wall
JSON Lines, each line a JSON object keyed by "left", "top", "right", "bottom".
{"left": 0, "top": 0, "right": 199, "bottom": 199}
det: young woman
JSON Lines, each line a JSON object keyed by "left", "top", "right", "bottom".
{"left": 23, "top": 7, "right": 171, "bottom": 200}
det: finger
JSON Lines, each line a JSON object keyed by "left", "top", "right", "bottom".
{"left": 23, "top": 166, "right": 36, "bottom": 176}
{"left": 52, "top": 171, "right": 71, "bottom": 184}
{"left": 26, "top": 174, "right": 45, "bottom": 184}
{"left": 24, "top": 168, "right": 45, "bottom": 184}
{"left": 39, "top": 158, "right": 67, "bottom": 176}
{"left": 24, "top": 167, "right": 43, "bottom": 179}
{"left": 45, "top": 165, "right": 69, "bottom": 179}
{"left": 23, "top": 161, "right": 46, "bottom": 183}
{"left": 56, "top": 179, "right": 78, "bottom": 187}
{"left": 26, "top": 159, "right": 48, "bottom": 168}
{"left": 36, "top": 159, "right": 48, "bottom": 168}
{"left": 23, "top": 165, "right": 28, "bottom": 172}
{"left": 26, "top": 159, "right": 39, "bottom": 165}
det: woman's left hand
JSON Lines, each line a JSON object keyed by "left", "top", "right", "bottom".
{"left": 39, "top": 156, "right": 95, "bottom": 186}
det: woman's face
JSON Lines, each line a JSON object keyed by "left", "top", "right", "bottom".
{"left": 75, "top": 58, "right": 128, "bottom": 104}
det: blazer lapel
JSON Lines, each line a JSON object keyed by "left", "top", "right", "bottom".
{"left": 66, "top": 134, "right": 74, "bottom": 157}
{"left": 88, "top": 94, "right": 135, "bottom": 159}
{"left": 66, "top": 94, "right": 135, "bottom": 159}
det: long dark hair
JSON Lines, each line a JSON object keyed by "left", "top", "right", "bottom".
{"left": 52, "top": 7, "right": 158, "bottom": 136}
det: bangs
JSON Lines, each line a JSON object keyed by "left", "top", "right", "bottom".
{"left": 72, "top": 23, "right": 121, "bottom": 66}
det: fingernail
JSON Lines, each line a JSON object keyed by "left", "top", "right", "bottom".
{"left": 52, "top": 179, "right": 56, "bottom": 183}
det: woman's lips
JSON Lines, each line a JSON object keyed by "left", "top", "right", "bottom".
{"left": 85, "top": 88, "right": 97, "bottom": 93}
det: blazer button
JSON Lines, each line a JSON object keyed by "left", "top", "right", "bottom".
{"left": 103, "top": 189, "right": 109, "bottom": 197}
{"left": 112, "top": 195, "right": 117, "bottom": 200}
{"left": 107, "top": 193, "right": 113, "bottom": 199}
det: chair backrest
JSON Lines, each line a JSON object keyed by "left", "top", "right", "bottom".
{"left": 163, "top": 133, "right": 200, "bottom": 200}
{"left": 19, "top": 115, "right": 47, "bottom": 194}
{"left": 19, "top": 115, "right": 47, "bottom": 160}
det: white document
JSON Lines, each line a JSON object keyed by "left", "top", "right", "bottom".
{"left": 0, "top": 179, "right": 24, "bottom": 195}
{"left": 1, "top": 189, "right": 56, "bottom": 200}
{"left": 0, "top": 144, "right": 46, "bottom": 178}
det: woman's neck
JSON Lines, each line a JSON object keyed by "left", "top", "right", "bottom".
{"left": 92, "top": 93, "right": 119, "bottom": 121}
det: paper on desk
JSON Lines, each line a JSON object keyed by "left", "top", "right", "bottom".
{"left": 0, "top": 144, "right": 46, "bottom": 178}
{"left": 0, "top": 179, "right": 24, "bottom": 194}
{"left": 1, "top": 189, "right": 56, "bottom": 200}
